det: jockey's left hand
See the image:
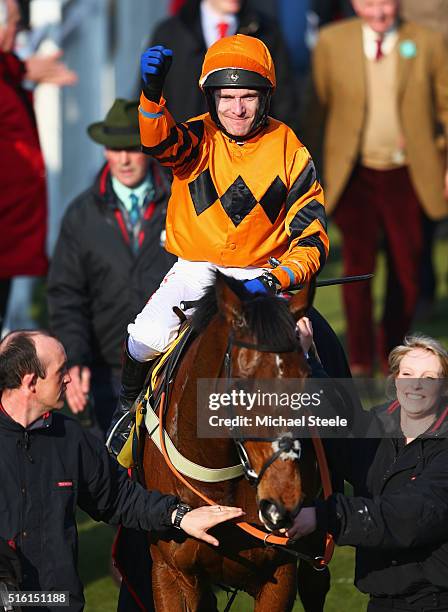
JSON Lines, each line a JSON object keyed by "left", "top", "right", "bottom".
{"left": 176, "top": 505, "right": 244, "bottom": 546}
{"left": 284, "top": 506, "right": 317, "bottom": 540}
{"left": 244, "top": 273, "right": 279, "bottom": 296}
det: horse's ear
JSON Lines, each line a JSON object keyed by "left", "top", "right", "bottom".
{"left": 288, "top": 277, "right": 316, "bottom": 322}
{"left": 215, "top": 274, "right": 244, "bottom": 327}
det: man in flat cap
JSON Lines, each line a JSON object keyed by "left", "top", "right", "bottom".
{"left": 47, "top": 98, "right": 175, "bottom": 438}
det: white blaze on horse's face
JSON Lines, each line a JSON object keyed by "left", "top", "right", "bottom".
{"left": 271, "top": 439, "right": 302, "bottom": 462}
{"left": 236, "top": 347, "right": 262, "bottom": 377}
{"left": 275, "top": 355, "right": 285, "bottom": 376}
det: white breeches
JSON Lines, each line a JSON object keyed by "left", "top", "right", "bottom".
{"left": 128, "top": 258, "right": 266, "bottom": 361}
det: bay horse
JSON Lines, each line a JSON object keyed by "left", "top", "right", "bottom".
{"left": 141, "top": 273, "right": 332, "bottom": 611}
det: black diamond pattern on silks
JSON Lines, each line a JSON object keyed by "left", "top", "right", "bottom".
{"left": 188, "top": 168, "right": 219, "bottom": 216}
{"left": 259, "top": 176, "right": 287, "bottom": 224}
{"left": 219, "top": 175, "right": 257, "bottom": 227}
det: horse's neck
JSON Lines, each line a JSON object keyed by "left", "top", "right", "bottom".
{"left": 168, "top": 316, "right": 237, "bottom": 466}
{"left": 190, "top": 315, "right": 229, "bottom": 378}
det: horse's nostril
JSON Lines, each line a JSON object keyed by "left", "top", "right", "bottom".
{"left": 259, "top": 499, "right": 285, "bottom": 528}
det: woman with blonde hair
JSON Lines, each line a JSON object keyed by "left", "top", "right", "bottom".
{"left": 289, "top": 332, "right": 448, "bottom": 611}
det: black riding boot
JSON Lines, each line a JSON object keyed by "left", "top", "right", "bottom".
{"left": 106, "top": 342, "right": 154, "bottom": 457}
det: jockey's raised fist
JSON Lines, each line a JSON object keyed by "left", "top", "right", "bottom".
{"left": 140, "top": 45, "right": 173, "bottom": 103}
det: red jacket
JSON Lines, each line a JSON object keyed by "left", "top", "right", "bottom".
{"left": 0, "top": 52, "right": 47, "bottom": 278}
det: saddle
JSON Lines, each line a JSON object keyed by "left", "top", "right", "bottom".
{"left": 117, "top": 319, "right": 245, "bottom": 482}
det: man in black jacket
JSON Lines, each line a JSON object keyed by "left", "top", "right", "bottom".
{"left": 147, "top": 0, "right": 298, "bottom": 131}
{"left": 47, "top": 98, "right": 176, "bottom": 437}
{"left": 0, "top": 330, "right": 243, "bottom": 612}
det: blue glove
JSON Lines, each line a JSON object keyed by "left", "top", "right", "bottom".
{"left": 140, "top": 45, "right": 173, "bottom": 103}
{"left": 243, "top": 273, "right": 278, "bottom": 296}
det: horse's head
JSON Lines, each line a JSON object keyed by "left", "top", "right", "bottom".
{"left": 210, "top": 273, "right": 318, "bottom": 532}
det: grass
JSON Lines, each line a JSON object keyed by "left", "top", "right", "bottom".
{"left": 215, "top": 547, "right": 368, "bottom": 611}
{"left": 78, "top": 513, "right": 119, "bottom": 612}
{"left": 75, "top": 221, "right": 448, "bottom": 611}
{"left": 78, "top": 517, "right": 368, "bottom": 612}
{"left": 314, "top": 223, "right": 448, "bottom": 347}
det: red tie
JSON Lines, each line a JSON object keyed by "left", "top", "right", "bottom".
{"left": 217, "top": 21, "right": 229, "bottom": 39}
{"left": 375, "top": 37, "right": 384, "bottom": 61}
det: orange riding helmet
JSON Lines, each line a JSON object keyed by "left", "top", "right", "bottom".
{"left": 199, "top": 34, "right": 276, "bottom": 139}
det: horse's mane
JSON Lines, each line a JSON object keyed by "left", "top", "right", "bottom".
{"left": 191, "top": 273, "right": 298, "bottom": 351}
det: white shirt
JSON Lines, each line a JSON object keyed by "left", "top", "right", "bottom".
{"left": 200, "top": 1, "right": 238, "bottom": 49}
{"left": 362, "top": 23, "right": 398, "bottom": 60}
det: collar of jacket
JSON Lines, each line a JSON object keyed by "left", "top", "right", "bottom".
{"left": 178, "top": 0, "right": 262, "bottom": 49}
{"left": 92, "top": 159, "right": 170, "bottom": 210}
{"left": 0, "top": 403, "right": 53, "bottom": 433}
{"left": 375, "top": 399, "right": 448, "bottom": 438}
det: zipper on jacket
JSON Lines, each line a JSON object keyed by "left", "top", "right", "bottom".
{"left": 15, "top": 438, "right": 26, "bottom": 547}
{"left": 381, "top": 438, "right": 421, "bottom": 491}
{"left": 18, "top": 431, "right": 34, "bottom": 463}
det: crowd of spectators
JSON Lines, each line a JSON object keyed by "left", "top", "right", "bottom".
{"left": 1, "top": 0, "right": 448, "bottom": 610}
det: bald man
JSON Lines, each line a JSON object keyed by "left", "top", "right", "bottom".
{"left": 0, "top": 330, "right": 242, "bottom": 611}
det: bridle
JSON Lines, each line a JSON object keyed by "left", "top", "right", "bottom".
{"left": 235, "top": 436, "right": 302, "bottom": 488}
{"left": 224, "top": 328, "right": 304, "bottom": 488}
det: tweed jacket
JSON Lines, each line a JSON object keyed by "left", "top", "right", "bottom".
{"left": 312, "top": 18, "right": 448, "bottom": 219}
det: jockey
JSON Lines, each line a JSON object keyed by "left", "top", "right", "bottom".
{"left": 107, "top": 34, "right": 329, "bottom": 453}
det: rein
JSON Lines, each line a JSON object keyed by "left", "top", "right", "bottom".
{"left": 157, "top": 390, "right": 334, "bottom": 569}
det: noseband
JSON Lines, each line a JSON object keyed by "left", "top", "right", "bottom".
{"left": 235, "top": 436, "right": 302, "bottom": 487}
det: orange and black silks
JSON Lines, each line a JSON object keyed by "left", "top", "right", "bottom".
{"left": 138, "top": 37, "right": 329, "bottom": 289}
